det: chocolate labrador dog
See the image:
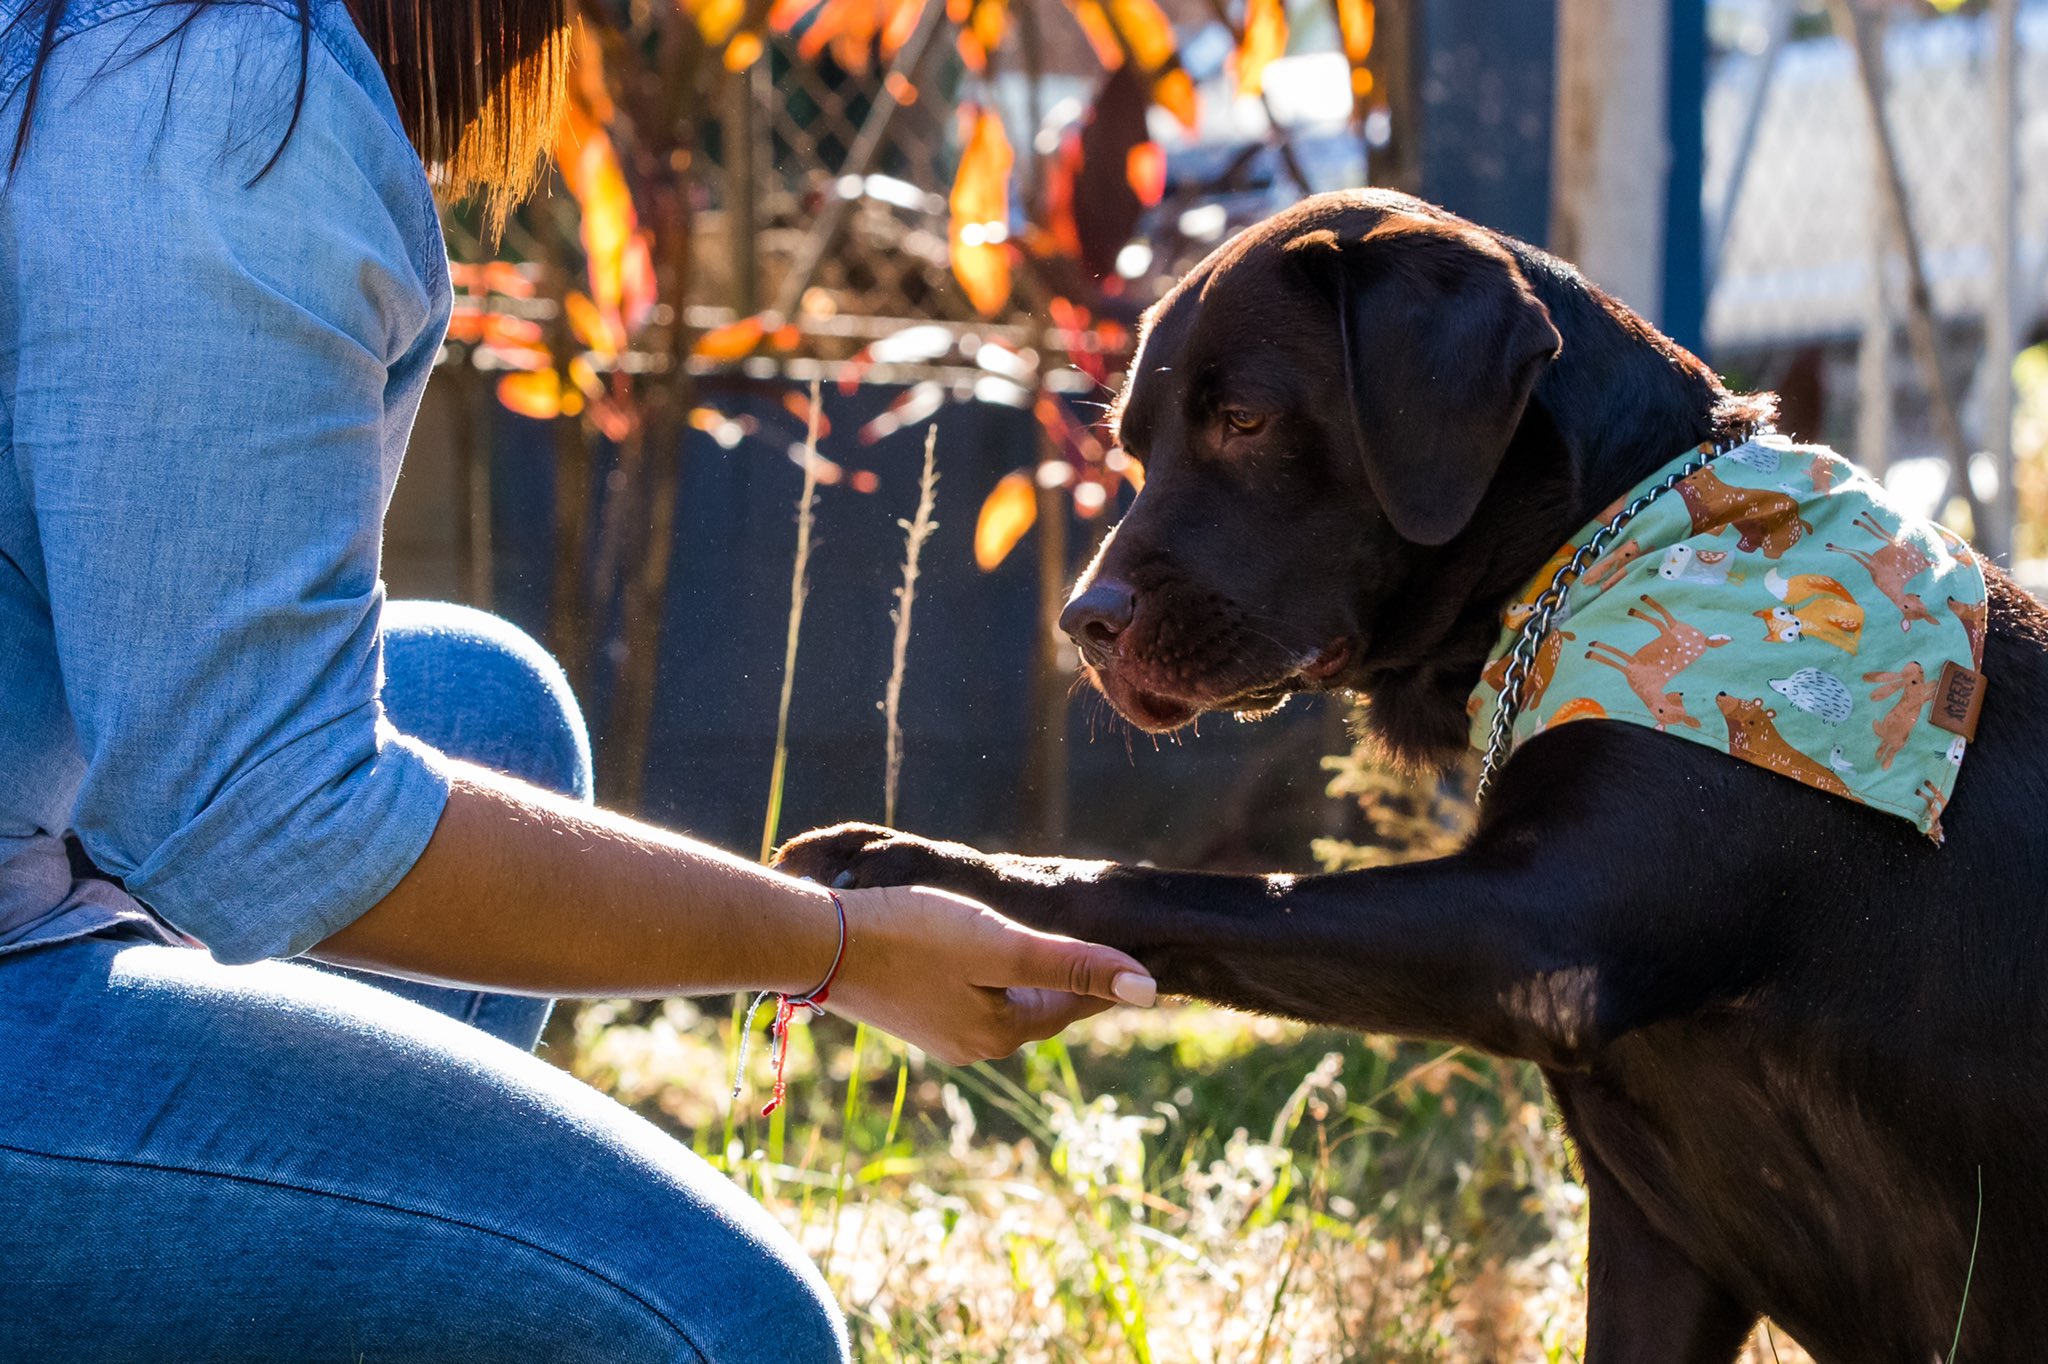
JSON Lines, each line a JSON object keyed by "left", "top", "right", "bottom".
{"left": 778, "top": 189, "right": 2048, "bottom": 1362}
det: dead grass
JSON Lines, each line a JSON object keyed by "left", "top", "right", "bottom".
{"left": 560, "top": 999, "right": 1812, "bottom": 1363}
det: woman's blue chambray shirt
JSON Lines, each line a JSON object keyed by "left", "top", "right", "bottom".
{"left": 0, "top": 1, "right": 455, "bottom": 960}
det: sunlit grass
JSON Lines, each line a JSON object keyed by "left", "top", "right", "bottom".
{"left": 578, "top": 1002, "right": 1531, "bottom": 1360}
{"left": 561, "top": 1000, "right": 1816, "bottom": 1362}
{"left": 758, "top": 376, "right": 824, "bottom": 865}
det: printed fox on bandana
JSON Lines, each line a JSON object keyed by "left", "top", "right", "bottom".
{"left": 1470, "top": 434, "right": 1987, "bottom": 841}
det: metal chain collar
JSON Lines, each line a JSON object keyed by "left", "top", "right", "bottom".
{"left": 1474, "top": 431, "right": 1759, "bottom": 806}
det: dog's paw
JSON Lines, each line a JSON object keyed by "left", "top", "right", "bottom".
{"left": 773, "top": 822, "right": 981, "bottom": 894}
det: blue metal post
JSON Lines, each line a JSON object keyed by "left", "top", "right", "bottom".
{"left": 1663, "top": 0, "right": 1708, "bottom": 355}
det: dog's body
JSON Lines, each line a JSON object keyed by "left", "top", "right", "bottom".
{"left": 779, "top": 190, "right": 2048, "bottom": 1362}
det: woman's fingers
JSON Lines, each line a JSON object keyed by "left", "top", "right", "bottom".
{"left": 991, "top": 920, "right": 1156, "bottom": 1006}
{"left": 825, "top": 884, "right": 1157, "bottom": 1065}
{"left": 1002, "top": 987, "right": 1115, "bottom": 1039}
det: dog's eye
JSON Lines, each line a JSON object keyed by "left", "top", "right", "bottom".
{"left": 1222, "top": 408, "right": 1265, "bottom": 435}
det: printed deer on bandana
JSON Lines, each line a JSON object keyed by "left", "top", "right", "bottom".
{"left": 1948, "top": 596, "right": 1987, "bottom": 667}
{"left": 1585, "top": 595, "right": 1732, "bottom": 730}
{"left": 1581, "top": 539, "right": 1645, "bottom": 591}
{"left": 1916, "top": 779, "right": 1948, "bottom": 842}
{"left": 1717, "top": 694, "right": 1856, "bottom": 799}
{"left": 1865, "top": 662, "right": 1938, "bottom": 770}
{"left": 1827, "top": 512, "right": 1939, "bottom": 631}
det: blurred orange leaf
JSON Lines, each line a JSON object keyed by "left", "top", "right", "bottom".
{"left": 565, "top": 20, "right": 615, "bottom": 125}
{"left": 781, "top": 0, "right": 925, "bottom": 72}
{"left": 1107, "top": 0, "right": 1174, "bottom": 71}
{"left": 555, "top": 66, "right": 641, "bottom": 322}
{"left": 567, "top": 356, "right": 604, "bottom": 398}
{"left": 1049, "top": 296, "right": 1114, "bottom": 386}
{"left": 1125, "top": 141, "right": 1166, "bottom": 207}
{"left": 564, "top": 291, "right": 626, "bottom": 357}
{"left": 580, "top": 139, "right": 636, "bottom": 311}
{"left": 781, "top": 390, "right": 833, "bottom": 437}
{"left": 1237, "top": 0, "right": 1286, "bottom": 96}
{"left": 589, "top": 397, "right": 635, "bottom": 442}
{"left": 621, "top": 230, "right": 657, "bottom": 334}
{"left": 498, "top": 370, "right": 583, "bottom": 420}
{"left": 970, "top": 0, "right": 1009, "bottom": 55}
{"left": 724, "top": 30, "right": 765, "bottom": 68}
{"left": 487, "top": 262, "right": 537, "bottom": 298}
{"left": 484, "top": 314, "right": 544, "bottom": 348}
{"left": 949, "top": 0, "right": 1009, "bottom": 71}
{"left": 1067, "top": 0, "right": 1196, "bottom": 128}
{"left": 1333, "top": 0, "right": 1374, "bottom": 113}
{"left": 880, "top": 0, "right": 926, "bottom": 53}
{"left": 451, "top": 261, "right": 540, "bottom": 298}
{"left": 974, "top": 469, "right": 1038, "bottom": 570}
{"left": 553, "top": 20, "right": 647, "bottom": 323}
{"left": 1043, "top": 131, "right": 1085, "bottom": 260}
{"left": 1153, "top": 67, "right": 1198, "bottom": 127}
{"left": 1064, "top": 0, "right": 1126, "bottom": 68}
{"left": 949, "top": 109, "right": 1014, "bottom": 318}
{"left": 695, "top": 314, "right": 769, "bottom": 360}
{"left": 684, "top": 0, "right": 747, "bottom": 44}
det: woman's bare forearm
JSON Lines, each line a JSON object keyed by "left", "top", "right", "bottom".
{"left": 311, "top": 760, "right": 842, "bottom": 998}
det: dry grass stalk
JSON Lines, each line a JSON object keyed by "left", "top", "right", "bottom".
{"left": 759, "top": 376, "right": 825, "bottom": 863}
{"left": 883, "top": 424, "right": 941, "bottom": 826}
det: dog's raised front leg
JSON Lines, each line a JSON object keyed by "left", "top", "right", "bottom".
{"left": 776, "top": 729, "right": 1784, "bottom": 1070}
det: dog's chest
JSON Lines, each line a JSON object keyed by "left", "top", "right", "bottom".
{"left": 1551, "top": 1024, "right": 1979, "bottom": 1360}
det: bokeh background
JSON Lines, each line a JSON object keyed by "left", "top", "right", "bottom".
{"left": 382, "top": 1, "right": 2045, "bottom": 1356}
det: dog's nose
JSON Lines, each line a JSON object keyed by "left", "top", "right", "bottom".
{"left": 1059, "top": 579, "right": 1136, "bottom": 649}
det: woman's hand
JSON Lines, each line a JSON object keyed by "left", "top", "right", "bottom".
{"left": 826, "top": 885, "right": 1155, "bottom": 1066}
{"left": 776, "top": 822, "right": 1114, "bottom": 941}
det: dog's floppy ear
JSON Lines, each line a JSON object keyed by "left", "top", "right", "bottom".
{"left": 1287, "top": 219, "right": 1562, "bottom": 546}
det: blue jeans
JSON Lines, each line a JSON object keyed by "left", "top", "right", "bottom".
{"left": 0, "top": 603, "right": 848, "bottom": 1363}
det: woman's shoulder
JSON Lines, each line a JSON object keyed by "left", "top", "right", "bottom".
{"left": 3, "top": 2, "right": 409, "bottom": 168}
{"left": 3, "top": 1, "right": 447, "bottom": 367}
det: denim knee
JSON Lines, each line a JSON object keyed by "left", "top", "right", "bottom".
{"left": 380, "top": 600, "right": 594, "bottom": 802}
{"left": 524, "top": 1159, "right": 849, "bottom": 1364}
{"left": 428, "top": 1190, "right": 849, "bottom": 1364}
{"left": 643, "top": 1232, "right": 849, "bottom": 1364}
{"left": 388, "top": 1194, "right": 848, "bottom": 1364}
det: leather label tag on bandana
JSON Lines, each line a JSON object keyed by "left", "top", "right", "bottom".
{"left": 1932, "top": 660, "right": 1986, "bottom": 740}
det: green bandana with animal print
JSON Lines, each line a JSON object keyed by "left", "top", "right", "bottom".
{"left": 1468, "top": 434, "right": 1988, "bottom": 841}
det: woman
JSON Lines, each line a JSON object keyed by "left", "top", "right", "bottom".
{"left": 0, "top": 2, "right": 1155, "bottom": 1359}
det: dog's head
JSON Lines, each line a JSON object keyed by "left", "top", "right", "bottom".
{"left": 1062, "top": 189, "right": 1569, "bottom": 759}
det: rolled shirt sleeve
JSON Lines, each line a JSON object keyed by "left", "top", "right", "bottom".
{"left": 7, "top": 6, "right": 454, "bottom": 962}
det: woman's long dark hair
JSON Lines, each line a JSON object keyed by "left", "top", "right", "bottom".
{"left": 5, "top": 0, "right": 569, "bottom": 225}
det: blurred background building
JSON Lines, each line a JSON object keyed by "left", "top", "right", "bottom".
{"left": 385, "top": 0, "right": 2046, "bottom": 869}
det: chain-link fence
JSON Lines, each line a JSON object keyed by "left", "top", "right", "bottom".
{"left": 681, "top": 11, "right": 1377, "bottom": 374}
{"left": 1704, "top": 1, "right": 2045, "bottom": 481}
{"left": 692, "top": 36, "right": 975, "bottom": 340}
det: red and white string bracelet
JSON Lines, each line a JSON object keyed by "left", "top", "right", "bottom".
{"left": 731, "top": 889, "right": 848, "bottom": 1117}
